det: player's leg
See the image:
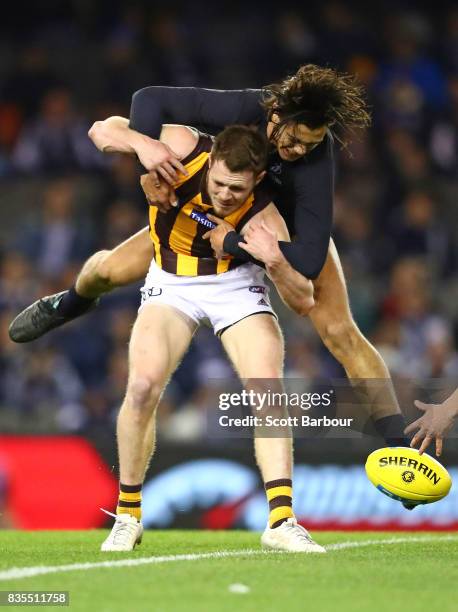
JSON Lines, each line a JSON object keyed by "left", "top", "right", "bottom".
{"left": 309, "top": 239, "right": 407, "bottom": 444}
{"left": 102, "top": 303, "right": 196, "bottom": 551}
{"left": 220, "top": 314, "right": 324, "bottom": 552}
{"left": 76, "top": 226, "right": 154, "bottom": 297}
{"left": 117, "top": 303, "right": 195, "bottom": 485}
{"left": 221, "top": 314, "right": 290, "bottom": 481}
{"left": 9, "top": 227, "right": 153, "bottom": 343}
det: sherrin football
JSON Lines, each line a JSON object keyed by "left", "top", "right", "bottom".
{"left": 365, "top": 447, "right": 452, "bottom": 505}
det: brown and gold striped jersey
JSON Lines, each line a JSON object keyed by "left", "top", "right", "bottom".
{"left": 148, "top": 132, "right": 273, "bottom": 276}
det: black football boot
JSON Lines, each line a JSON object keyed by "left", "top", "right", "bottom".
{"left": 8, "top": 291, "right": 98, "bottom": 343}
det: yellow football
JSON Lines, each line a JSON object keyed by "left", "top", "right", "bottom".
{"left": 365, "top": 447, "right": 452, "bottom": 505}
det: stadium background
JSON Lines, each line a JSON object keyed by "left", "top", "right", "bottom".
{"left": 0, "top": 0, "right": 457, "bottom": 531}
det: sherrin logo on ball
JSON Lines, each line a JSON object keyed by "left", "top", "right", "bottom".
{"left": 365, "top": 447, "right": 452, "bottom": 505}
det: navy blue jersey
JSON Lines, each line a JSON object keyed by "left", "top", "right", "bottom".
{"left": 130, "top": 87, "right": 334, "bottom": 279}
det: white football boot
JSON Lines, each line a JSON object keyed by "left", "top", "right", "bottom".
{"left": 261, "top": 517, "right": 326, "bottom": 553}
{"left": 100, "top": 511, "right": 143, "bottom": 552}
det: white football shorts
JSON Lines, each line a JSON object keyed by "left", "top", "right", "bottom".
{"left": 139, "top": 260, "right": 276, "bottom": 335}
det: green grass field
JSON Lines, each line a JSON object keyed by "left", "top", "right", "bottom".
{"left": 0, "top": 531, "right": 457, "bottom": 612}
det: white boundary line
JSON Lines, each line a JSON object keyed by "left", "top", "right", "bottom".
{"left": 1, "top": 535, "right": 457, "bottom": 581}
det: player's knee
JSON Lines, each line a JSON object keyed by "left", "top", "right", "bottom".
{"left": 248, "top": 382, "right": 283, "bottom": 415}
{"left": 126, "top": 376, "right": 162, "bottom": 415}
{"left": 94, "top": 250, "right": 115, "bottom": 285}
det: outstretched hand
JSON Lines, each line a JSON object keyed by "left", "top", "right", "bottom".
{"left": 404, "top": 400, "right": 457, "bottom": 456}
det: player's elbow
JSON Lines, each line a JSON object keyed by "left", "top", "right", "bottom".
{"left": 299, "top": 278, "right": 315, "bottom": 316}
{"left": 88, "top": 121, "right": 101, "bottom": 141}
{"left": 132, "top": 86, "right": 168, "bottom": 106}
{"left": 132, "top": 86, "right": 154, "bottom": 103}
{"left": 301, "top": 247, "right": 328, "bottom": 280}
{"left": 88, "top": 120, "right": 106, "bottom": 148}
{"left": 291, "top": 281, "right": 314, "bottom": 317}
{"left": 296, "top": 293, "right": 315, "bottom": 317}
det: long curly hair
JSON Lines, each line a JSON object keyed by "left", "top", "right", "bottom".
{"left": 262, "top": 64, "right": 371, "bottom": 146}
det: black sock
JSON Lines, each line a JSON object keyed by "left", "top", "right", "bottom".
{"left": 57, "top": 286, "right": 96, "bottom": 318}
{"left": 373, "top": 414, "right": 409, "bottom": 447}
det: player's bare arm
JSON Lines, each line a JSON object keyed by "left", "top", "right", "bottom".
{"left": 88, "top": 115, "right": 188, "bottom": 187}
{"left": 239, "top": 204, "right": 314, "bottom": 316}
{"left": 404, "top": 389, "right": 458, "bottom": 457}
{"left": 89, "top": 115, "right": 180, "bottom": 208}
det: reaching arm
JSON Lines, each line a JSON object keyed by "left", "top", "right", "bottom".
{"left": 405, "top": 389, "right": 458, "bottom": 456}
{"left": 88, "top": 116, "right": 188, "bottom": 186}
{"left": 89, "top": 87, "right": 261, "bottom": 186}
{"left": 240, "top": 204, "right": 315, "bottom": 316}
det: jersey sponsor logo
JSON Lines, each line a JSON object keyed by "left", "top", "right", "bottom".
{"left": 190, "top": 209, "right": 216, "bottom": 229}
{"left": 249, "top": 285, "right": 266, "bottom": 294}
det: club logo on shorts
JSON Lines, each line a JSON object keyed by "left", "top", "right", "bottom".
{"left": 401, "top": 470, "right": 415, "bottom": 483}
{"left": 249, "top": 286, "right": 266, "bottom": 294}
{"left": 141, "top": 287, "right": 163, "bottom": 303}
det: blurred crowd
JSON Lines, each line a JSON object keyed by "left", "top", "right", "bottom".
{"left": 0, "top": 1, "right": 457, "bottom": 440}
